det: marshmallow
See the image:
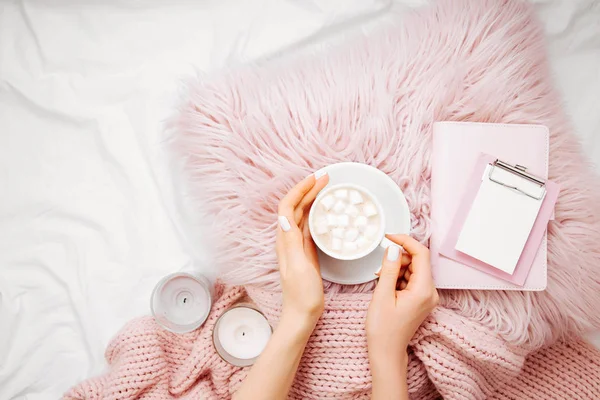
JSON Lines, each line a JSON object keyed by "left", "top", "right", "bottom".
{"left": 332, "top": 228, "right": 345, "bottom": 239}
{"left": 333, "top": 200, "right": 346, "bottom": 214}
{"left": 314, "top": 221, "right": 328, "bottom": 235}
{"left": 364, "top": 224, "right": 380, "bottom": 239}
{"left": 326, "top": 213, "right": 338, "bottom": 226}
{"left": 320, "top": 195, "right": 335, "bottom": 211}
{"left": 334, "top": 189, "right": 348, "bottom": 199}
{"left": 356, "top": 235, "right": 369, "bottom": 248}
{"left": 331, "top": 238, "right": 343, "bottom": 251}
{"left": 337, "top": 214, "right": 350, "bottom": 227}
{"left": 345, "top": 204, "right": 359, "bottom": 217}
{"left": 349, "top": 190, "right": 364, "bottom": 205}
{"left": 343, "top": 241, "right": 358, "bottom": 251}
{"left": 364, "top": 202, "right": 378, "bottom": 217}
{"left": 354, "top": 215, "right": 368, "bottom": 230}
{"left": 344, "top": 228, "right": 359, "bottom": 242}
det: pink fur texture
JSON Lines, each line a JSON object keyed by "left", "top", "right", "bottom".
{"left": 170, "top": 0, "right": 600, "bottom": 349}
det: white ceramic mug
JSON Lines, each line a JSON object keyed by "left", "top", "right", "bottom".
{"left": 308, "top": 183, "right": 393, "bottom": 261}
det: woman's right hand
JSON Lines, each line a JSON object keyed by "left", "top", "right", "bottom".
{"left": 366, "top": 234, "right": 439, "bottom": 368}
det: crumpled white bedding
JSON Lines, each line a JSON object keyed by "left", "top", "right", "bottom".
{"left": 0, "top": 0, "right": 598, "bottom": 399}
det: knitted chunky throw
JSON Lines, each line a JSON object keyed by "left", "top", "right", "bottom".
{"left": 66, "top": 0, "right": 600, "bottom": 398}
{"left": 65, "top": 285, "right": 600, "bottom": 399}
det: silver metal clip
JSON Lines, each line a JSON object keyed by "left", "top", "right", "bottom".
{"left": 488, "top": 159, "right": 546, "bottom": 200}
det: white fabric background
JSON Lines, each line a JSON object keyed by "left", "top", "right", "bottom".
{"left": 0, "top": 0, "right": 598, "bottom": 398}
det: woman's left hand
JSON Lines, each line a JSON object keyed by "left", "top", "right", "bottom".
{"left": 277, "top": 171, "right": 329, "bottom": 329}
{"left": 235, "top": 171, "right": 330, "bottom": 400}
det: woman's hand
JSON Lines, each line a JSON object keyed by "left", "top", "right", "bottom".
{"left": 367, "top": 234, "right": 439, "bottom": 354}
{"left": 276, "top": 171, "right": 329, "bottom": 330}
{"left": 366, "top": 234, "right": 439, "bottom": 399}
{"left": 234, "top": 171, "right": 329, "bottom": 400}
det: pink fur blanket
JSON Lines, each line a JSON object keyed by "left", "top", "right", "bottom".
{"left": 66, "top": 0, "right": 600, "bottom": 398}
{"left": 171, "top": 0, "right": 600, "bottom": 348}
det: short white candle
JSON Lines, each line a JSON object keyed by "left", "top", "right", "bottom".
{"left": 151, "top": 273, "right": 212, "bottom": 333}
{"left": 215, "top": 306, "right": 272, "bottom": 362}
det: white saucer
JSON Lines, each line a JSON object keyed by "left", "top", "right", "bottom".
{"left": 316, "top": 162, "right": 411, "bottom": 285}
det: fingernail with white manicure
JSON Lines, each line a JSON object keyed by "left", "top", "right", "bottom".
{"left": 278, "top": 216, "right": 291, "bottom": 232}
{"left": 314, "top": 169, "right": 328, "bottom": 179}
{"left": 387, "top": 245, "right": 400, "bottom": 262}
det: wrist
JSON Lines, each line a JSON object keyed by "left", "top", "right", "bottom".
{"left": 278, "top": 310, "right": 318, "bottom": 339}
{"left": 369, "top": 348, "right": 408, "bottom": 375}
{"left": 367, "top": 334, "right": 409, "bottom": 359}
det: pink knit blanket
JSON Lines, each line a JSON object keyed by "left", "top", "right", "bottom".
{"left": 66, "top": 286, "right": 600, "bottom": 399}
{"left": 66, "top": 0, "right": 600, "bottom": 398}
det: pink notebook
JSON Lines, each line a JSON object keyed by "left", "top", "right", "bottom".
{"left": 430, "top": 122, "right": 551, "bottom": 291}
{"left": 439, "top": 153, "right": 559, "bottom": 286}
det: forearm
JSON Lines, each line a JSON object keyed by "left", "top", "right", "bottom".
{"left": 370, "top": 351, "right": 409, "bottom": 400}
{"left": 234, "top": 313, "right": 315, "bottom": 400}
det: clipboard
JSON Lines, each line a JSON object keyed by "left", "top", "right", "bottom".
{"left": 439, "top": 153, "right": 560, "bottom": 285}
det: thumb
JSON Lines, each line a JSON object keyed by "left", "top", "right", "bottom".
{"left": 278, "top": 215, "right": 303, "bottom": 244}
{"left": 373, "top": 244, "right": 403, "bottom": 299}
{"left": 277, "top": 215, "right": 305, "bottom": 260}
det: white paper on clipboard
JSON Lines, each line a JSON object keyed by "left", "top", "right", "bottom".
{"left": 455, "top": 164, "right": 546, "bottom": 274}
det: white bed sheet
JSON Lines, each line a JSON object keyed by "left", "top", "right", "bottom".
{"left": 0, "top": 0, "right": 598, "bottom": 399}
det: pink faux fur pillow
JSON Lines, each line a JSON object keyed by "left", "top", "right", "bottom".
{"left": 170, "top": 0, "right": 600, "bottom": 349}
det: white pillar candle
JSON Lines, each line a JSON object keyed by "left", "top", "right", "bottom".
{"left": 151, "top": 272, "right": 212, "bottom": 334}
{"left": 213, "top": 305, "right": 272, "bottom": 367}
